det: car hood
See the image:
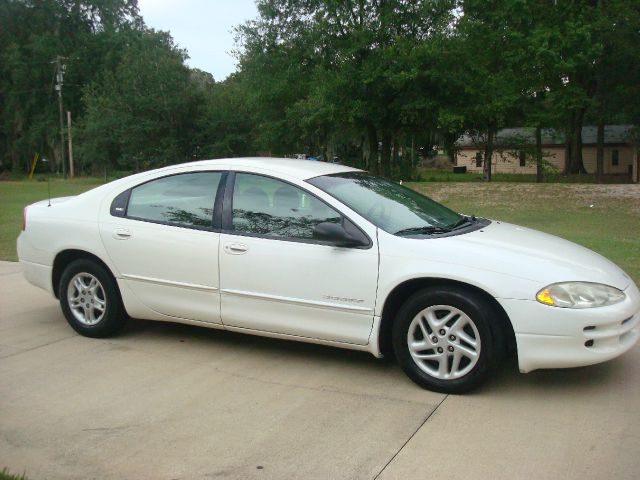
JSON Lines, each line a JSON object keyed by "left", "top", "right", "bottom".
{"left": 438, "top": 221, "right": 630, "bottom": 290}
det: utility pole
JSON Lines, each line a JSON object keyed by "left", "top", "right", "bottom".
{"left": 54, "top": 56, "right": 67, "bottom": 178}
{"left": 67, "top": 111, "right": 74, "bottom": 178}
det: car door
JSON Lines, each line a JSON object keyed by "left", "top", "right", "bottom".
{"left": 218, "top": 171, "right": 379, "bottom": 345}
{"left": 99, "top": 171, "right": 224, "bottom": 324}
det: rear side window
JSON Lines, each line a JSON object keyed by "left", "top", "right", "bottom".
{"left": 231, "top": 173, "right": 341, "bottom": 239}
{"left": 126, "top": 172, "right": 222, "bottom": 229}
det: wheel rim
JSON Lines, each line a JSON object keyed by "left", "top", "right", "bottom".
{"left": 67, "top": 272, "right": 107, "bottom": 326}
{"left": 407, "top": 305, "right": 481, "bottom": 380}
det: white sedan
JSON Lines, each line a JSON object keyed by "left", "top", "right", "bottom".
{"left": 17, "top": 158, "right": 640, "bottom": 392}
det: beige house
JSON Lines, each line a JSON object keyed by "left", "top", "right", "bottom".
{"left": 455, "top": 125, "right": 638, "bottom": 182}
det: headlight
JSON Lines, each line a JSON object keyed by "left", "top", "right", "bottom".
{"left": 536, "top": 282, "right": 625, "bottom": 308}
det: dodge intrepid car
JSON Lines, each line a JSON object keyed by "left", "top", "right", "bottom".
{"left": 17, "top": 158, "right": 640, "bottom": 392}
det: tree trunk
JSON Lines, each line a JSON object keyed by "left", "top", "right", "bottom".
{"left": 565, "top": 109, "right": 587, "bottom": 174}
{"left": 536, "top": 126, "right": 543, "bottom": 183}
{"left": 483, "top": 128, "right": 494, "bottom": 182}
{"left": 380, "top": 132, "right": 392, "bottom": 178}
{"left": 392, "top": 138, "right": 399, "bottom": 177}
{"left": 596, "top": 119, "right": 604, "bottom": 183}
{"left": 411, "top": 134, "right": 416, "bottom": 169}
{"left": 10, "top": 145, "right": 21, "bottom": 173}
{"left": 366, "top": 124, "right": 378, "bottom": 174}
{"left": 47, "top": 136, "right": 60, "bottom": 173}
{"left": 444, "top": 131, "right": 457, "bottom": 165}
{"left": 358, "top": 135, "right": 365, "bottom": 169}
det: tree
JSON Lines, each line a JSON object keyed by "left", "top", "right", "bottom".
{"left": 0, "top": 0, "right": 140, "bottom": 173}
{"left": 529, "top": 0, "right": 638, "bottom": 175}
{"left": 446, "top": 0, "right": 525, "bottom": 181}
{"left": 235, "top": 0, "right": 456, "bottom": 177}
{"left": 591, "top": 0, "right": 640, "bottom": 181}
{"left": 77, "top": 29, "right": 202, "bottom": 172}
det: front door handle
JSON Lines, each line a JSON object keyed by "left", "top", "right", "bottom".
{"left": 224, "top": 243, "right": 248, "bottom": 255}
{"left": 113, "top": 228, "right": 132, "bottom": 240}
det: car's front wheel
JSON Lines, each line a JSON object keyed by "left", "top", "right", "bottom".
{"left": 392, "top": 287, "right": 499, "bottom": 393}
{"left": 59, "top": 259, "right": 127, "bottom": 338}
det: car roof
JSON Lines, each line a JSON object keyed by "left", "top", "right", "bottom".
{"left": 180, "top": 157, "right": 362, "bottom": 180}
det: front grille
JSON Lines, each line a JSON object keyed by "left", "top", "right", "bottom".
{"left": 582, "top": 311, "right": 640, "bottom": 351}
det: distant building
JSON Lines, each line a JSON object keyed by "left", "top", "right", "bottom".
{"left": 455, "top": 125, "right": 638, "bottom": 182}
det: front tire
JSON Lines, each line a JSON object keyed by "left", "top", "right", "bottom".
{"left": 59, "top": 259, "right": 127, "bottom": 338}
{"left": 392, "top": 287, "right": 499, "bottom": 393}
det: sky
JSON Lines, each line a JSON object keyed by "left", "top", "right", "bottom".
{"left": 137, "top": 0, "right": 259, "bottom": 81}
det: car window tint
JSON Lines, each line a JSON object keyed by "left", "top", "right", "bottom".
{"left": 127, "top": 172, "right": 222, "bottom": 229}
{"left": 232, "top": 173, "right": 340, "bottom": 239}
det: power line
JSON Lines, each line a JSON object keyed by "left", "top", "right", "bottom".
{"left": 0, "top": 87, "right": 52, "bottom": 95}
{"left": 1, "top": 84, "right": 84, "bottom": 95}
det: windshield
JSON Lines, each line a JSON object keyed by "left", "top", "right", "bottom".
{"left": 307, "top": 172, "right": 463, "bottom": 235}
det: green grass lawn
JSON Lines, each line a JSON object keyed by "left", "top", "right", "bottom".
{"left": 1, "top": 178, "right": 638, "bottom": 284}
{"left": 0, "top": 468, "right": 28, "bottom": 480}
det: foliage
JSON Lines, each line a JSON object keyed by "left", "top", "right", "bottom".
{"left": 1, "top": 0, "right": 638, "bottom": 181}
{"left": 76, "top": 29, "right": 202, "bottom": 172}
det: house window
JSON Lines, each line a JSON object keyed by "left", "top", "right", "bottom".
{"left": 612, "top": 149, "right": 619, "bottom": 166}
{"left": 519, "top": 151, "right": 526, "bottom": 167}
{"left": 475, "top": 152, "right": 482, "bottom": 167}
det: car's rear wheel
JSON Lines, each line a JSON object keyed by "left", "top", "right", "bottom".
{"left": 59, "top": 259, "right": 127, "bottom": 337}
{"left": 392, "top": 287, "right": 499, "bottom": 393}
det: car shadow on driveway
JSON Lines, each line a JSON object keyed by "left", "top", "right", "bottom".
{"left": 118, "top": 317, "right": 636, "bottom": 397}
{"left": 120, "top": 317, "right": 382, "bottom": 366}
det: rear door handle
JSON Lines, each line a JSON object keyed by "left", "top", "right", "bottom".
{"left": 113, "top": 228, "right": 132, "bottom": 240}
{"left": 224, "top": 243, "right": 248, "bottom": 254}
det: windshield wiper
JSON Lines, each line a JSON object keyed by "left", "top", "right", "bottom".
{"left": 394, "top": 225, "right": 452, "bottom": 236}
{"left": 449, "top": 215, "right": 477, "bottom": 230}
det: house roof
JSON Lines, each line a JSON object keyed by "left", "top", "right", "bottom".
{"left": 455, "top": 125, "right": 635, "bottom": 148}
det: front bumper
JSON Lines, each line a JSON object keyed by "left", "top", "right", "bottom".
{"left": 500, "top": 282, "right": 640, "bottom": 373}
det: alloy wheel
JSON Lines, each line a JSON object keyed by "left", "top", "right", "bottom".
{"left": 406, "top": 304, "right": 481, "bottom": 380}
{"left": 67, "top": 272, "right": 107, "bottom": 326}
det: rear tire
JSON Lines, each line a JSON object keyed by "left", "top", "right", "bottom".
{"left": 392, "top": 287, "right": 500, "bottom": 393}
{"left": 59, "top": 259, "right": 127, "bottom": 338}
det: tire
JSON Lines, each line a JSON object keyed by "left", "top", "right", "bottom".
{"left": 392, "top": 287, "right": 500, "bottom": 393}
{"left": 59, "top": 259, "right": 128, "bottom": 338}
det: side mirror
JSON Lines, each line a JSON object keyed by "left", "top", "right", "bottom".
{"left": 313, "top": 221, "right": 368, "bottom": 248}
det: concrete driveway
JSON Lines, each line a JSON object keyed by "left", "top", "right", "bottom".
{"left": 1, "top": 260, "right": 638, "bottom": 479}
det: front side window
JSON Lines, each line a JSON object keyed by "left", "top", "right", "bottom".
{"left": 308, "top": 172, "right": 463, "bottom": 235}
{"left": 127, "top": 172, "right": 222, "bottom": 229}
{"left": 231, "top": 173, "right": 340, "bottom": 239}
